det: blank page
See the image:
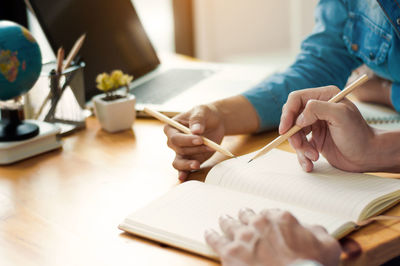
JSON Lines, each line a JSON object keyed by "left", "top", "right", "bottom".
{"left": 120, "top": 181, "right": 349, "bottom": 259}
{"left": 205, "top": 150, "right": 400, "bottom": 221}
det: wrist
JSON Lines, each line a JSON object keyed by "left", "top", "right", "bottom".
{"left": 368, "top": 129, "right": 400, "bottom": 172}
{"left": 212, "top": 95, "right": 260, "bottom": 135}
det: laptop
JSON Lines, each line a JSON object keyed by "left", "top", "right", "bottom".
{"left": 27, "top": 0, "right": 273, "bottom": 116}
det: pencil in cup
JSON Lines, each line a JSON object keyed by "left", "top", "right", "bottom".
{"left": 143, "top": 107, "right": 235, "bottom": 158}
{"left": 248, "top": 74, "right": 369, "bottom": 162}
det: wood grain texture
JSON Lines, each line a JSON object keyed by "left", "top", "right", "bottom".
{"left": 0, "top": 117, "right": 399, "bottom": 266}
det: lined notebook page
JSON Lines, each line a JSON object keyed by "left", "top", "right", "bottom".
{"left": 122, "top": 181, "right": 348, "bottom": 258}
{"left": 206, "top": 150, "right": 400, "bottom": 221}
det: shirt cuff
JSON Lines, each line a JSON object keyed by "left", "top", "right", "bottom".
{"left": 390, "top": 82, "right": 400, "bottom": 113}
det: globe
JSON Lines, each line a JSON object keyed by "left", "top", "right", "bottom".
{"left": 0, "top": 20, "right": 42, "bottom": 101}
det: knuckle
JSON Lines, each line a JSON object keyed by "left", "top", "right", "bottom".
{"left": 288, "top": 91, "right": 300, "bottom": 100}
{"left": 223, "top": 242, "right": 245, "bottom": 257}
{"left": 172, "top": 159, "right": 184, "bottom": 170}
{"left": 175, "top": 147, "right": 184, "bottom": 155}
{"left": 313, "top": 224, "right": 328, "bottom": 233}
{"left": 166, "top": 139, "right": 173, "bottom": 149}
{"left": 304, "top": 99, "right": 318, "bottom": 113}
{"left": 327, "top": 85, "right": 340, "bottom": 93}
{"left": 250, "top": 215, "right": 268, "bottom": 229}
{"left": 172, "top": 160, "right": 179, "bottom": 169}
{"left": 163, "top": 125, "right": 169, "bottom": 135}
{"left": 236, "top": 228, "right": 255, "bottom": 242}
{"left": 169, "top": 134, "right": 181, "bottom": 146}
{"left": 279, "top": 211, "right": 298, "bottom": 224}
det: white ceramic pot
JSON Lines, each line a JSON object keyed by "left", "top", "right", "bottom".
{"left": 93, "top": 94, "right": 136, "bottom": 133}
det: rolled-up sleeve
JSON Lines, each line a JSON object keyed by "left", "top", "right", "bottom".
{"left": 242, "top": 0, "right": 361, "bottom": 131}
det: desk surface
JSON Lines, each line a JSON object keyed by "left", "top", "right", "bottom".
{"left": 0, "top": 117, "right": 399, "bottom": 266}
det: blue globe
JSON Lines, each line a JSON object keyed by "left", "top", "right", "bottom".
{"left": 0, "top": 21, "right": 42, "bottom": 101}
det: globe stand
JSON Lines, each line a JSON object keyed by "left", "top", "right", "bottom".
{"left": 0, "top": 107, "right": 39, "bottom": 141}
{"left": 0, "top": 104, "right": 62, "bottom": 165}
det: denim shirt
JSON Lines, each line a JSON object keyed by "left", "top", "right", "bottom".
{"left": 243, "top": 0, "right": 400, "bottom": 131}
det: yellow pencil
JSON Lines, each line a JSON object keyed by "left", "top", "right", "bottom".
{"left": 144, "top": 107, "right": 235, "bottom": 158}
{"left": 248, "top": 74, "right": 369, "bottom": 163}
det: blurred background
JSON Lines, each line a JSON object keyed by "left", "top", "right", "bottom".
{"left": 26, "top": 0, "right": 318, "bottom": 68}
{"left": 3, "top": 0, "right": 318, "bottom": 68}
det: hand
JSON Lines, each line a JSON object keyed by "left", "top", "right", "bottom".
{"left": 205, "top": 208, "right": 341, "bottom": 266}
{"left": 164, "top": 104, "right": 225, "bottom": 181}
{"left": 279, "top": 86, "right": 377, "bottom": 172}
{"left": 349, "top": 65, "right": 393, "bottom": 108}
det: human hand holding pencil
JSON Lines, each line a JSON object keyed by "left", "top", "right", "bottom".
{"left": 272, "top": 75, "right": 381, "bottom": 173}
{"left": 157, "top": 105, "right": 231, "bottom": 181}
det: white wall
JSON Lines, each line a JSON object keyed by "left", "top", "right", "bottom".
{"left": 193, "top": 0, "right": 319, "bottom": 65}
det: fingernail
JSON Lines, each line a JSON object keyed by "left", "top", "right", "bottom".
{"left": 191, "top": 123, "right": 201, "bottom": 132}
{"left": 301, "top": 162, "right": 308, "bottom": 171}
{"left": 192, "top": 138, "right": 202, "bottom": 145}
{"left": 190, "top": 162, "right": 198, "bottom": 169}
{"left": 178, "top": 174, "right": 186, "bottom": 181}
{"left": 296, "top": 113, "right": 304, "bottom": 126}
{"left": 304, "top": 151, "right": 315, "bottom": 161}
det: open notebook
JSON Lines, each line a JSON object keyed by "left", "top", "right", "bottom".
{"left": 354, "top": 102, "right": 400, "bottom": 130}
{"left": 119, "top": 150, "right": 400, "bottom": 259}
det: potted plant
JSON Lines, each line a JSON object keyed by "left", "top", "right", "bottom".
{"left": 93, "top": 70, "right": 136, "bottom": 133}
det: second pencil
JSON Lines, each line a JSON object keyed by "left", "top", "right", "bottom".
{"left": 144, "top": 107, "right": 235, "bottom": 158}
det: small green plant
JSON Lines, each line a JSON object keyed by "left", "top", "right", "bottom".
{"left": 96, "top": 70, "right": 133, "bottom": 101}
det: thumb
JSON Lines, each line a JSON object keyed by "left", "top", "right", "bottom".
{"left": 296, "top": 100, "right": 347, "bottom": 127}
{"left": 189, "top": 107, "right": 206, "bottom": 134}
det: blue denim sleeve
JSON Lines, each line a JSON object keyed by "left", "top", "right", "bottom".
{"left": 390, "top": 82, "right": 400, "bottom": 112}
{"left": 242, "top": 0, "right": 362, "bottom": 131}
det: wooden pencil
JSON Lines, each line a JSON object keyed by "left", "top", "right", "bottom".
{"left": 63, "top": 34, "right": 86, "bottom": 71}
{"left": 144, "top": 107, "right": 235, "bottom": 158}
{"left": 56, "top": 47, "right": 64, "bottom": 74}
{"left": 248, "top": 74, "right": 369, "bottom": 162}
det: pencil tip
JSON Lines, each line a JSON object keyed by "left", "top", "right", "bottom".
{"left": 247, "top": 159, "right": 253, "bottom": 163}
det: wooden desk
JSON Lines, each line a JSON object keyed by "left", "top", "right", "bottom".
{"left": 0, "top": 117, "right": 399, "bottom": 266}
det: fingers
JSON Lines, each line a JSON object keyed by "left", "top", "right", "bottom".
{"left": 288, "top": 131, "right": 318, "bottom": 161}
{"left": 204, "top": 229, "right": 230, "bottom": 255}
{"left": 219, "top": 215, "right": 242, "bottom": 240}
{"left": 238, "top": 208, "right": 257, "bottom": 225}
{"left": 178, "top": 170, "right": 189, "bottom": 181}
{"left": 188, "top": 106, "right": 208, "bottom": 134}
{"left": 306, "top": 224, "right": 342, "bottom": 256}
{"left": 172, "top": 154, "right": 200, "bottom": 171}
{"left": 279, "top": 86, "right": 340, "bottom": 134}
{"left": 296, "top": 100, "right": 349, "bottom": 128}
{"left": 164, "top": 125, "right": 203, "bottom": 147}
{"left": 297, "top": 151, "right": 314, "bottom": 172}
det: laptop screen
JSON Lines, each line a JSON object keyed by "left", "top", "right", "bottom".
{"left": 28, "top": 0, "right": 160, "bottom": 100}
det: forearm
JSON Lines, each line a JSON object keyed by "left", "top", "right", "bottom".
{"left": 369, "top": 129, "right": 400, "bottom": 172}
{"left": 351, "top": 74, "right": 394, "bottom": 108}
{"left": 211, "top": 95, "right": 260, "bottom": 135}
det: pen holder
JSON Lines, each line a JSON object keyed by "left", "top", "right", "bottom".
{"left": 24, "top": 61, "right": 88, "bottom": 135}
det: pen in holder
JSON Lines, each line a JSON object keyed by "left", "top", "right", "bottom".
{"left": 24, "top": 61, "right": 88, "bottom": 135}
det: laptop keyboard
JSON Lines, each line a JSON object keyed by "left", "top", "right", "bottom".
{"left": 130, "top": 68, "right": 216, "bottom": 104}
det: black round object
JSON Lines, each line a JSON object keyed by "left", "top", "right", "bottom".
{"left": 0, "top": 108, "right": 40, "bottom": 141}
